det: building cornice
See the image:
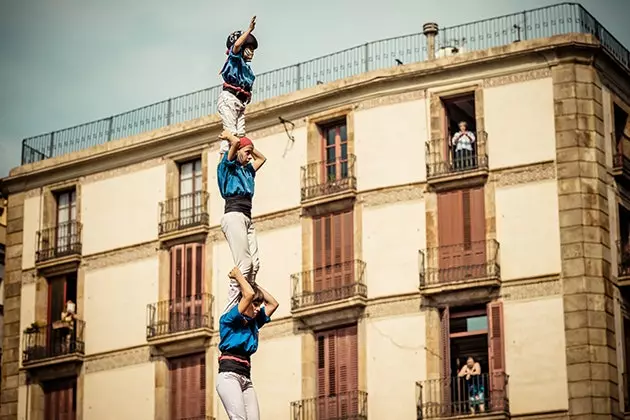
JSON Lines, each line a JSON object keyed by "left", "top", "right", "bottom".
{"left": 1, "top": 35, "right": 602, "bottom": 195}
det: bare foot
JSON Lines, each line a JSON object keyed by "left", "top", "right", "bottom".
{"left": 229, "top": 266, "right": 243, "bottom": 280}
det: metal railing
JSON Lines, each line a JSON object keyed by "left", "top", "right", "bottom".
{"left": 19, "top": 3, "right": 629, "bottom": 166}
{"left": 22, "top": 320, "right": 86, "bottom": 364}
{"left": 416, "top": 373, "right": 509, "bottom": 419}
{"left": 159, "top": 191, "right": 210, "bottom": 235}
{"left": 418, "top": 239, "right": 500, "bottom": 288}
{"left": 301, "top": 155, "right": 357, "bottom": 202}
{"left": 426, "top": 132, "right": 488, "bottom": 178}
{"left": 36, "top": 221, "right": 82, "bottom": 263}
{"left": 291, "top": 260, "right": 367, "bottom": 311}
{"left": 290, "top": 390, "right": 368, "bottom": 420}
{"left": 146, "top": 294, "right": 214, "bottom": 339}
{"left": 618, "top": 240, "right": 630, "bottom": 279}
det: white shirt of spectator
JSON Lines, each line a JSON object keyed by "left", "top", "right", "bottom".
{"left": 451, "top": 130, "right": 476, "bottom": 152}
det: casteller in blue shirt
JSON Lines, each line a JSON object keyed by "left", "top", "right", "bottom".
{"left": 217, "top": 145, "right": 256, "bottom": 219}
{"left": 219, "top": 304, "right": 271, "bottom": 357}
{"left": 221, "top": 46, "right": 256, "bottom": 94}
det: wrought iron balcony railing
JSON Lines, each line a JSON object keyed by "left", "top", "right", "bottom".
{"left": 618, "top": 240, "right": 630, "bottom": 279}
{"left": 20, "top": 4, "right": 630, "bottom": 166}
{"left": 22, "top": 320, "right": 86, "bottom": 364}
{"left": 159, "top": 191, "right": 210, "bottom": 235}
{"left": 418, "top": 240, "right": 500, "bottom": 288}
{"left": 426, "top": 132, "right": 488, "bottom": 179}
{"left": 146, "top": 294, "right": 214, "bottom": 339}
{"left": 291, "top": 260, "right": 367, "bottom": 311}
{"left": 290, "top": 390, "right": 368, "bottom": 420}
{"left": 301, "top": 155, "right": 357, "bottom": 202}
{"left": 416, "top": 373, "right": 509, "bottom": 419}
{"left": 36, "top": 221, "right": 82, "bottom": 263}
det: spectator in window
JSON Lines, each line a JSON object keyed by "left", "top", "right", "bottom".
{"left": 458, "top": 356, "right": 485, "bottom": 414}
{"left": 451, "top": 121, "right": 477, "bottom": 170}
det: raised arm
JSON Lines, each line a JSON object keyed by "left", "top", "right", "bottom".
{"left": 255, "top": 284, "right": 278, "bottom": 317}
{"left": 250, "top": 147, "right": 267, "bottom": 172}
{"left": 220, "top": 130, "right": 241, "bottom": 161}
{"left": 232, "top": 16, "right": 256, "bottom": 54}
{"left": 228, "top": 267, "right": 255, "bottom": 314}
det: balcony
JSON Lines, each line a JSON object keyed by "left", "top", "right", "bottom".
{"left": 291, "top": 260, "right": 367, "bottom": 328}
{"left": 35, "top": 221, "right": 82, "bottom": 272}
{"left": 290, "top": 390, "right": 368, "bottom": 420}
{"left": 301, "top": 155, "right": 357, "bottom": 206}
{"left": 22, "top": 320, "right": 85, "bottom": 371}
{"left": 159, "top": 191, "right": 210, "bottom": 242}
{"left": 416, "top": 373, "right": 509, "bottom": 419}
{"left": 419, "top": 240, "right": 500, "bottom": 298}
{"left": 426, "top": 132, "right": 488, "bottom": 190}
{"left": 146, "top": 294, "right": 214, "bottom": 356}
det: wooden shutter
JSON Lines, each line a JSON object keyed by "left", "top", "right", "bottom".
{"left": 170, "top": 353, "right": 206, "bottom": 420}
{"left": 465, "top": 187, "right": 486, "bottom": 278}
{"left": 487, "top": 302, "right": 506, "bottom": 411}
{"left": 170, "top": 243, "right": 205, "bottom": 332}
{"left": 44, "top": 378, "right": 76, "bottom": 420}
{"left": 440, "top": 308, "right": 451, "bottom": 417}
{"left": 437, "top": 192, "right": 464, "bottom": 283}
{"left": 316, "top": 325, "right": 358, "bottom": 420}
{"left": 312, "top": 210, "right": 354, "bottom": 297}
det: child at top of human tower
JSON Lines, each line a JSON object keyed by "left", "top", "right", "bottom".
{"left": 217, "top": 16, "right": 258, "bottom": 155}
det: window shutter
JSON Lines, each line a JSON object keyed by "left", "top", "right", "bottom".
{"left": 317, "top": 331, "right": 337, "bottom": 418}
{"left": 341, "top": 210, "right": 354, "bottom": 286}
{"left": 313, "top": 217, "right": 324, "bottom": 293}
{"left": 170, "top": 354, "right": 206, "bottom": 420}
{"left": 337, "top": 325, "right": 359, "bottom": 417}
{"left": 437, "top": 191, "right": 464, "bottom": 283}
{"left": 488, "top": 302, "right": 506, "bottom": 411}
{"left": 44, "top": 379, "right": 76, "bottom": 420}
{"left": 440, "top": 308, "right": 451, "bottom": 417}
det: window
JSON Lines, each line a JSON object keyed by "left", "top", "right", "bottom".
{"left": 620, "top": 206, "right": 630, "bottom": 277}
{"left": 169, "top": 243, "right": 205, "bottom": 332}
{"left": 437, "top": 188, "right": 486, "bottom": 282}
{"left": 55, "top": 189, "right": 77, "bottom": 253}
{"left": 441, "top": 303, "right": 505, "bottom": 415}
{"left": 320, "top": 120, "right": 349, "bottom": 182}
{"left": 48, "top": 273, "right": 77, "bottom": 323}
{"left": 179, "top": 159, "right": 203, "bottom": 224}
{"left": 442, "top": 94, "right": 478, "bottom": 170}
{"left": 313, "top": 210, "right": 354, "bottom": 299}
{"left": 44, "top": 377, "right": 77, "bottom": 420}
{"left": 169, "top": 353, "right": 206, "bottom": 420}
{"left": 317, "top": 325, "right": 359, "bottom": 418}
{"left": 622, "top": 290, "right": 630, "bottom": 410}
{"left": 614, "top": 103, "right": 629, "bottom": 155}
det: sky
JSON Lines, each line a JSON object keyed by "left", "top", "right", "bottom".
{"left": 0, "top": 0, "right": 628, "bottom": 177}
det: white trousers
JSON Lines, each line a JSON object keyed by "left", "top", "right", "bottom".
{"left": 221, "top": 212, "right": 260, "bottom": 315}
{"left": 217, "top": 90, "right": 246, "bottom": 137}
{"left": 216, "top": 372, "right": 260, "bottom": 420}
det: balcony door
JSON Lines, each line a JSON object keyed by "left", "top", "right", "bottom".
{"left": 169, "top": 353, "right": 206, "bottom": 420}
{"left": 179, "top": 159, "right": 203, "bottom": 227}
{"left": 437, "top": 187, "right": 486, "bottom": 283}
{"left": 169, "top": 243, "right": 205, "bottom": 333}
{"left": 312, "top": 210, "right": 354, "bottom": 304}
{"left": 320, "top": 121, "right": 349, "bottom": 188}
{"left": 44, "top": 377, "right": 77, "bottom": 420}
{"left": 56, "top": 190, "right": 76, "bottom": 255}
{"left": 317, "top": 325, "right": 359, "bottom": 420}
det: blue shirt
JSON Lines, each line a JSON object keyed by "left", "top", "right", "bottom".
{"left": 218, "top": 305, "right": 271, "bottom": 356}
{"left": 217, "top": 153, "right": 256, "bottom": 199}
{"left": 220, "top": 47, "right": 256, "bottom": 92}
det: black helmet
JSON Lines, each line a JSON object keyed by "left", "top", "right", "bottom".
{"left": 226, "top": 31, "right": 258, "bottom": 50}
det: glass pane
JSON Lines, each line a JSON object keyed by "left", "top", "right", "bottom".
{"left": 340, "top": 143, "right": 348, "bottom": 159}
{"left": 467, "top": 315, "right": 488, "bottom": 332}
{"left": 180, "top": 178, "right": 193, "bottom": 196}
{"left": 326, "top": 147, "right": 336, "bottom": 163}
{"left": 326, "top": 129, "right": 336, "bottom": 146}
{"left": 327, "top": 165, "right": 336, "bottom": 181}
{"left": 58, "top": 193, "right": 69, "bottom": 208}
{"left": 194, "top": 159, "right": 202, "bottom": 175}
{"left": 340, "top": 124, "right": 347, "bottom": 141}
{"left": 180, "top": 162, "right": 193, "bottom": 179}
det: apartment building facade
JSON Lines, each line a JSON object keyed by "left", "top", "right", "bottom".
{"left": 1, "top": 4, "right": 630, "bottom": 420}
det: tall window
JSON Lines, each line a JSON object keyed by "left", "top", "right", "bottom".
{"left": 169, "top": 353, "right": 206, "bottom": 420}
{"left": 312, "top": 210, "right": 354, "bottom": 300}
{"left": 48, "top": 273, "right": 77, "bottom": 323}
{"left": 169, "top": 243, "right": 205, "bottom": 332}
{"left": 437, "top": 187, "right": 485, "bottom": 282}
{"left": 44, "top": 377, "right": 77, "bottom": 420}
{"left": 613, "top": 103, "right": 629, "bottom": 157}
{"left": 317, "top": 325, "right": 359, "bottom": 419}
{"left": 442, "top": 93, "right": 478, "bottom": 170}
{"left": 321, "top": 120, "right": 349, "bottom": 182}
{"left": 56, "top": 189, "right": 77, "bottom": 253}
{"left": 179, "top": 159, "right": 203, "bottom": 224}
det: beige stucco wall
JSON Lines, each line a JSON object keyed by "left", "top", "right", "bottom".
{"left": 246, "top": 334, "right": 302, "bottom": 420}
{"left": 366, "top": 313, "right": 426, "bottom": 419}
{"left": 495, "top": 181, "right": 562, "bottom": 280}
{"left": 17, "top": 385, "right": 30, "bottom": 420}
{"left": 363, "top": 199, "right": 425, "bottom": 298}
{"left": 503, "top": 296, "right": 569, "bottom": 414}
{"left": 354, "top": 99, "right": 428, "bottom": 190}
{"left": 82, "top": 165, "right": 165, "bottom": 255}
{"left": 83, "top": 257, "right": 159, "bottom": 354}
{"left": 22, "top": 194, "right": 41, "bottom": 270}
{"left": 83, "top": 363, "right": 155, "bottom": 420}
{"left": 485, "top": 78, "right": 556, "bottom": 169}
{"left": 19, "top": 282, "right": 36, "bottom": 368}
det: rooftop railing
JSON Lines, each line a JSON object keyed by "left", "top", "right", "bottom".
{"left": 19, "top": 3, "right": 629, "bottom": 166}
